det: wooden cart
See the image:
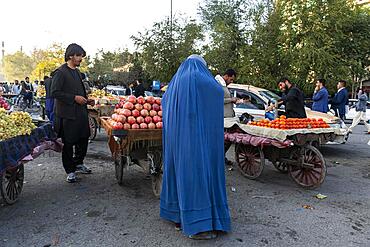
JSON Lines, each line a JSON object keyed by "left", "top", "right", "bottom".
{"left": 88, "top": 105, "right": 115, "bottom": 140}
{"left": 0, "top": 123, "right": 60, "bottom": 204}
{"left": 225, "top": 124, "right": 337, "bottom": 189}
{"left": 100, "top": 117, "right": 163, "bottom": 197}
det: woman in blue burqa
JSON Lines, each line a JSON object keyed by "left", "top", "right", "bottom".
{"left": 160, "top": 55, "right": 231, "bottom": 239}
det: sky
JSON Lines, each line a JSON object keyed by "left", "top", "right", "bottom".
{"left": 0, "top": 0, "right": 201, "bottom": 56}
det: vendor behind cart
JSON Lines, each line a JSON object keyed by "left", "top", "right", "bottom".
{"left": 215, "top": 69, "right": 240, "bottom": 166}
{"left": 277, "top": 77, "right": 307, "bottom": 118}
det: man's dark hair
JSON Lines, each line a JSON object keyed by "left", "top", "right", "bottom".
{"left": 339, "top": 80, "right": 347, "bottom": 87}
{"left": 64, "top": 43, "right": 86, "bottom": 62}
{"left": 25, "top": 77, "right": 29, "bottom": 80}
{"left": 277, "top": 77, "right": 290, "bottom": 85}
{"left": 317, "top": 79, "right": 326, "bottom": 86}
{"left": 224, "top": 69, "right": 236, "bottom": 77}
{"left": 43, "top": 76, "right": 49, "bottom": 80}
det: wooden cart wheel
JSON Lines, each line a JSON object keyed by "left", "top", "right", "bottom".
{"left": 150, "top": 151, "right": 163, "bottom": 198}
{"left": 235, "top": 144, "right": 264, "bottom": 179}
{"left": 0, "top": 164, "right": 24, "bottom": 205}
{"left": 288, "top": 145, "right": 326, "bottom": 189}
{"left": 115, "top": 155, "right": 129, "bottom": 185}
{"left": 273, "top": 161, "right": 288, "bottom": 173}
{"left": 89, "top": 116, "right": 97, "bottom": 140}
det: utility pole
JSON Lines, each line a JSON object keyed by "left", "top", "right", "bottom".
{"left": 170, "top": 0, "right": 173, "bottom": 36}
{"left": 1, "top": 41, "right": 4, "bottom": 63}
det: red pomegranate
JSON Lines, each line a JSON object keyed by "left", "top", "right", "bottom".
{"left": 143, "top": 103, "right": 152, "bottom": 111}
{"left": 156, "top": 122, "right": 163, "bottom": 129}
{"left": 155, "top": 98, "right": 161, "bottom": 105}
{"left": 123, "top": 102, "right": 134, "bottom": 110}
{"left": 132, "top": 109, "right": 140, "bottom": 117}
{"left": 158, "top": 111, "right": 162, "bottom": 117}
{"left": 145, "top": 116, "right": 152, "bottom": 124}
{"left": 140, "top": 109, "right": 149, "bottom": 117}
{"left": 117, "top": 115, "right": 126, "bottom": 123}
{"left": 122, "top": 109, "right": 132, "bottom": 117}
{"left": 136, "top": 116, "right": 145, "bottom": 124}
{"left": 135, "top": 104, "right": 143, "bottom": 111}
{"left": 150, "top": 110, "right": 157, "bottom": 117}
{"left": 148, "top": 123, "right": 156, "bottom": 129}
{"left": 131, "top": 123, "right": 140, "bottom": 129}
{"left": 152, "top": 104, "right": 160, "bottom": 112}
{"left": 140, "top": 123, "right": 148, "bottom": 129}
{"left": 123, "top": 123, "right": 131, "bottom": 130}
{"left": 127, "top": 95, "right": 137, "bottom": 104}
{"left": 112, "top": 122, "right": 123, "bottom": 130}
{"left": 145, "top": 96, "right": 155, "bottom": 104}
{"left": 153, "top": 116, "right": 161, "bottom": 123}
{"left": 137, "top": 96, "right": 146, "bottom": 105}
{"left": 127, "top": 116, "right": 136, "bottom": 125}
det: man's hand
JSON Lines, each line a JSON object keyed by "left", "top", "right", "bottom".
{"left": 75, "top": 95, "right": 87, "bottom": 105}
{"left": 232, "top": 97, "right": 240, "bottom": 103}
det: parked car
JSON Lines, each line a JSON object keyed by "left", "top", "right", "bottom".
{"left": 228, "top": 84, "right": 348, "bottom": 143}
{"left": 105, "top": 85, "right": 126, "bottom": 96}
{"left": 342, "top": 99, "right": 370, "bottom": 121}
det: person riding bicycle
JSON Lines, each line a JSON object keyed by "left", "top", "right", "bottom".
{"left": 20, "top": 79, "right": 33, "bottom": 108}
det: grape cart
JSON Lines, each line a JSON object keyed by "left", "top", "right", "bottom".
{"left": 100, "top": 117, "right": 163, "bottom": 197}
{"left": 224, "top": 118, "right": 347, "bottom": 189}
{"left": 88, "top": 104, "right": 115, "bottom": 140}
{"left": 0, "top": 123, "right": 61, "bottom": 204}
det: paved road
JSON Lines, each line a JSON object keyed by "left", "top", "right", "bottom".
{"left": 1, "top": 125, "right": 370, "bottom": 247}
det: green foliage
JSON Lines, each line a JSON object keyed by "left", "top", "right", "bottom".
{"left": 131, "top": 16, "right": 203, "bottom": 82}
{"left": 88, "top": 49, "right": 144, "bottom": 86}
{"left": 3, "top": 51, "right": 34, "bottom": 81}
{"left": 199, "top": 0, "right": 370, "bottom": 95}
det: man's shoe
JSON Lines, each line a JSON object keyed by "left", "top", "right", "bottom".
{"left": 76, "top": 164, "right": 92, "bottom": 174}
{"left": 66, "top": 173, "right": 77, "bottom": 183}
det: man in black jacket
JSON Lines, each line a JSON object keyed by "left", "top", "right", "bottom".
{"left": 51, "top": 43, "right": 94, "bottom": 183}
{"left": 134, "top": 80, "right": 145, "bottom": 97}
{"left": 278, "top": 77, "right": 307, "bottom": 118}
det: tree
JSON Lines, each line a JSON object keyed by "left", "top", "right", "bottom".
{"left": 3, "top": 51, "right": 34, "bottom": 81}
{"left": 31, "top": 43, "right": 90, "bottom": 80}
{"left": 199, "top": 0, "right": 254, "bottom": 74}
{"left": 88, "top": 49, "right": 136, "bottom": 85}
{"left": 131, "top": 16, "right": 203, "bottom": 82}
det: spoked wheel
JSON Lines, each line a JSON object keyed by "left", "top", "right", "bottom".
{"left": 150, "top": 150, "right": 163, "bottom": 198}
{"left": 235, "top": 144, "right": 264, "bottom": 179}
{"left": 272, "top": 161, "right": 288, "bottom": 173}
{"left": 0, "top": 164, "right": 24, "bottom": 205}
{"left": 288, "top": 144, "right": 326, "bottom": 189}
{"left": 88, "top": 116, "right": 97, "bottom": 140}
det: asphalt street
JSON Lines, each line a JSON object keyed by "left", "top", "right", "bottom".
{"left": 0, "top": 125, "right": 370, "bottom": 247}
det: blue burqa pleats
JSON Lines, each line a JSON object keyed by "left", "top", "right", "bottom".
{"left": 160, "top": 57, "right": 231, "bottom": 236}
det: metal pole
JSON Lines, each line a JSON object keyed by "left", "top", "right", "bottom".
{"left": 170, "top": 0, "right": 173, "bottom": 35}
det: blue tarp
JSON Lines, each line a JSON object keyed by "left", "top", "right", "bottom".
{"left": 0, "top": 123, "right": 56, "bottom": 174}
{"left": 160, "top": 56, "right": 231, "bottom": 236}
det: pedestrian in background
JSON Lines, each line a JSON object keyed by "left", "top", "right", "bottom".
{"left": 331, "top": 80, "right": 349, "bottom": 121}
{"left": 312, "top": 79, "right": 329, "bottom": 113}
{"left": 349, "top": 88, "right": 370, "bottom": 134}
{"left": 277, "top": 77, "right": 307, "bottom": 118}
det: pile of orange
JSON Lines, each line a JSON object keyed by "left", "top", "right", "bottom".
{"left": 248, "top": 115, "right": 330, "bottom": 130}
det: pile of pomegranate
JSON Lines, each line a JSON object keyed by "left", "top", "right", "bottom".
{"left": 0, "top": 97, "right": 10, "bottom": 110}
{"left": 109, "top": 95, "right": 163, "bottom": 130}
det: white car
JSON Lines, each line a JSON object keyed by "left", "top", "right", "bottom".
{"left": 105, "top": 85, "right": 126, "bottom": 96}
{"left": 344, "top": 99, "right": 370, "bottom": 122}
